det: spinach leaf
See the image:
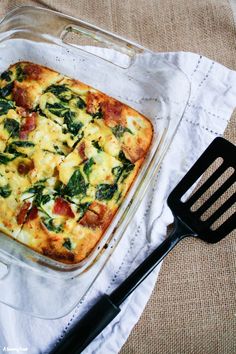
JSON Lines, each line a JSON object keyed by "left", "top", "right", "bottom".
{"left": 46, "top": 84, "right": 73, "bottom": 102}
{"left": 5, "top": 141, "right": 34, "bottom": 159}
{"left": 118, "top": 151, "right": 135, "bottom": 181}
{"left": 64, "top": 169, "right": 87, "bottom": 197}
{"left": 34, "top": 193, "right": 51, "bottom": 207}
{"left": 77, "top": 97, "right": 86, "bottom": 109}
{"left": 111, "top": 125, "right": 132, "bottom": 138}
{"left": 27, "top": 184, "right": 44, "bottom": 194}
{"left": 0, "top": 70, "right": 12, "bottom": 82}
{"left": 0, "top": 82, "right": 14, "bottom": 98}
{"left": 26, "top": 182, "right": 50, "bottom": 207}
{"left": 64, "top": 111, "right": 83, "bottom": 135}
{"left": 92, "top": 140, "right": 103, "bottom": 152}
{"left": 9, "top": 141, "right": 35, "bottom": 148}
{"left": 35, "top": 106, "right": 47, "bottom": 117}
{"left": 72, "top": 131, "right": 84, "bottom": 148}
{"left": 119, "top": 151, "right": 134, "bottom": 173}
{"left": 0, "top": 99, "right": 14, "bottom": 115}
{"left": 63, "top": 237, "right": 72, "bottom": 250}
{"left": 43, "top": 145, "right": 66, "bottom": 156}
{"left": 78, "top": 202, "right": 90, "bottom": 216}
{"left": 54, "top": 180, "right": 65, "bottom": 197}
{"left": 112, "top": 166, "right": 123, "bottom": 181}
{"left": 46, "top": 103, "right": 83, "bottom": 136}
{"left": 92, "top": 109, "right": 103, "bottom": 119}
{"left": 95, "top": 183, "right": 117, "bottom": 201}
{"left": 0, "top": 184, "right": 11, "bottom": 198}
{"left": 0, "top": 153, "right": 14, "bottom": 164}
{"left": 4, "top": 118, "right": 20, "bottom": 137}
{"left": 46, "top": 102, "right": 68, "bottom": 117}
{"left": 42, "top": 217, "right": 63, "bottom": 233}
{"left": 54, "top": 145, "right": 66, "bottom": 156}
{"left": 16, "top": 65, "right": 25, "bottom": 82}
{"left": 83, "top": 158, "right": 95, "bottom": 178}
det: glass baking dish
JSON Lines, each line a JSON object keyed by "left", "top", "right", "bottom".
{"left": 0, "top": 6, "right": 190, "bottom": 318}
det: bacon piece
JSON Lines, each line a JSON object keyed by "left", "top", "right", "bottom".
{"left": 86, "top": 92, "right": 101, "bottom": 114}
{"left": 79, "top": 202, "right": 107, "bottom": 229}
{"left": 123, "top": 145, "right": 145, "bottom": 163}
{"left": 77, "top": 142, "right": 86, "bottom": 160}
{"left": 53, "top": 198, "right": 75, "bottom": 218}
{"left": 16, "top": 201, "right": 31, "bottom": 225}
{"left": 17, "top": 160, "right": 34, "bottom": 175}
{"left": 12, "top": 84, "right": 30, "bottom": 109}
{"left": 19, "top": 112, "right": 37, "bottom": 139}
{"left": 24, "top": 63, "right": 42, "bottom": 80}
{"left": 26, "top": 206, "right": 38, "bottom": 221}
{"left": 101, "top": 100, "right": 123, "bottom": 126}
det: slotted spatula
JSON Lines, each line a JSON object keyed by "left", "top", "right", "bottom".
{"left": 51, "top": 137, "right": 236, "bottom": 354}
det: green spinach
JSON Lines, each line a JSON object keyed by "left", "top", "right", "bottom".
{"left": 64, "top": 111, "right": 83, "bottom": 135}
{"left": 0, "top": 82, "right": 14, "bottom": 98}
{"left": 16, "top": 65, "right": 25, "bottom": 82}
{"left": 0, "top": 153, "right": 15, "bottom": 164}
{"left": 92, "top": 140, "right": 103, "bottom": 152}
{"left": 4, "top": 118, "right": 20, "bottom": 137}
{"left": 83, "top": 158, "right": 95, "bottom": 178}
{"left": 5, "top": 141, "right": 34, "bottom": 159}
{"left": 78, "top": 202, "right": 90, "bottom": 217}
{"left": 64, "top": 169, "right": 87, "bottom": 197}
{"left": 0, "top": 184, "right": 11, "bottom": 198}
{"left": 95, "top": 183, "right": 117, "bottom": 200}
{"left": 42, "top": 217, "right": 63, "bottom": 233}
{"left": 46, "top": 102, "right": 68, "bottom": 117}
{"left": 112, "top": 166, "right": 123, "bottom": 181}
{"left": 92, "top": 109, "right": 103, "bottom": 119}
{"left": 111, "top": 125, "right": 132, "bottom": 138}
{"left": 76, "top": 97, "right": 86, "bottom": 109}
{"left": 63, "top": 237, "right": 72, "bottom": 250}
{"left": 0, "top": 99, "right": 14, "bottom": 115}
{"left": 46, "top": 84, "right": 73, "bottom": 102}
{"left": 0, "top": 70, "right": 12, "bottom": 82}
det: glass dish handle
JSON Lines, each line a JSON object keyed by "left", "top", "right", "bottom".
{"left": 0, "top": 6, "right": 143, "bottom": 68}
{"left": 60, "top": 24, "right": 142, "bottom": 68}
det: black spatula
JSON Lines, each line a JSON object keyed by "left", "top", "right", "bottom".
{"left": 51, "top": 137, "right": 236, "bottom": 354}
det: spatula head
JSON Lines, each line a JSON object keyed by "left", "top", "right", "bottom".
{"left": 167, "top": 137, "right": 236, "bottom": 243}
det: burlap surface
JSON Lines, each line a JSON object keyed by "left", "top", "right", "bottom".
{"left": 0, "top": 1, "right": 235, "bottom": 353}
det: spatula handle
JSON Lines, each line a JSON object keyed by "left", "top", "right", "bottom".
{"left": 50, "top": 217, "right": 192, "bottom": 354}
{"left": 50, "top": 294, "right": 120, "bottom": 354}
{"left": 110, "top": 216, "right": 191, "bottom": 306}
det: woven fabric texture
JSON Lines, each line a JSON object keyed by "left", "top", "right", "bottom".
{"left": 0, "top": 1, "right": 235, "bottom": 353}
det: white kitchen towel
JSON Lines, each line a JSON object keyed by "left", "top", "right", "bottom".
{"left": 0, "top": 51, "right": 235, "bottom": 354}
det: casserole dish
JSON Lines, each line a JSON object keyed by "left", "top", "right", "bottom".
{"left": 0, "top": 6, "right": 190, "bottom": 318}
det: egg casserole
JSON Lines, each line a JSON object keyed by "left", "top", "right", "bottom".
{"left": 0, "top": 62, "right": 153, "bottom": 264}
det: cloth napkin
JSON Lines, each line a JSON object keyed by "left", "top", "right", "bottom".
{"left": 0, "top": 51, "right": 236, "bottom": 354}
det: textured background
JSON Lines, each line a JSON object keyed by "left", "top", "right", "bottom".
{"left": 0, "top": 1, "right": 235, "bottom": 353}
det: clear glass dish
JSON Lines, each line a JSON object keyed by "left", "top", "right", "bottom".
{"left": 0, "top": 5, "right": 190, "bottom": 318}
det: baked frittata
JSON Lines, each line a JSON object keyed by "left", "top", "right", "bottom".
{"left": 0, "top": 62, "right": 153, "bottom": 264}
